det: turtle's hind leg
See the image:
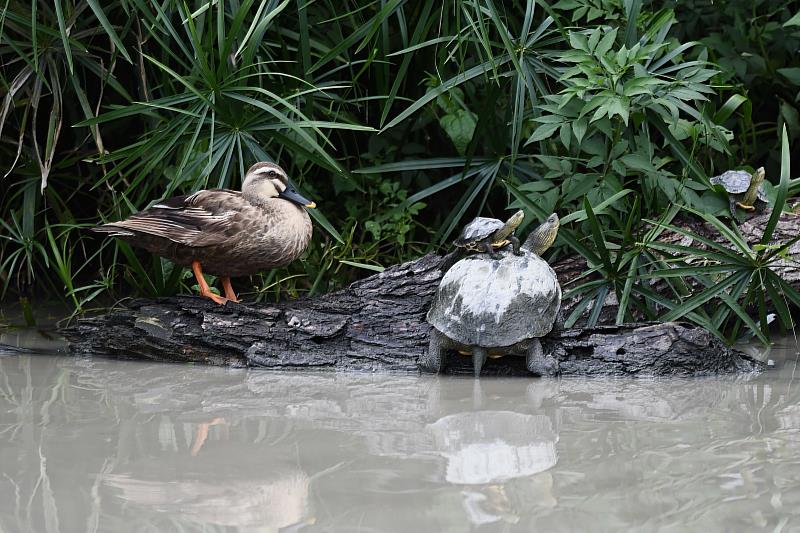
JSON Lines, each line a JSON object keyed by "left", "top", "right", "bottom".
{"left": 473, "top": 346, "right": 488, "bottom": 378}
{"left": 526, "top": 339, "right": 559, "bottom": 376}
{"left": 421, "top": 328, "right": 448, "bottom": 374}
{"left": 728, "top": 197, "right": 739, "bottom": 219}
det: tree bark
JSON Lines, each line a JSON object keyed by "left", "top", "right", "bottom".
{"left": 63, "top": 252, "right": 763, "bottom": 376}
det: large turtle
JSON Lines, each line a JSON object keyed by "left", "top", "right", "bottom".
{"left": 710, "top": 167, "right": 768, "bottom": 217}
{"left": 423, "top": 213, "right": 561, "bottom": 378}
{"left": 453, "top": 210, "right": 524, "bottom": 259}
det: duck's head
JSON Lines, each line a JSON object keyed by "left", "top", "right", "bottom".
{"left": 242, "top": 162, "right": 316, "bottom": 209}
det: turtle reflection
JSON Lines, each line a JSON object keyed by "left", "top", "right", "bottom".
{"left": 427, "top": 411, "right": 558, "bottom": 525}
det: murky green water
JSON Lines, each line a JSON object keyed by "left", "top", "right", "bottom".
{"left": 1, "top": 331, "right": 799, "bottom": 532}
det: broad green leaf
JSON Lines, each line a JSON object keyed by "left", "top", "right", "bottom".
{"left": 595, "top": 27, "right": 618, "bottom": 56}
{"left": 785, "top": 12, "right": 800, "bottom": 27}
{"left": 569, "top": 31, "right": 589, "bottom": 52}
{"left": 778, "top": 68, "right": 800, "bottom": 85}
{"left": 439, "top": 109, "right": 477, "bottom": 155}
{"left": 526, "top": 122, "right": 560, "bottom": 144}
{"left": 713, "top": 94, "right": 748, "bottom": 124}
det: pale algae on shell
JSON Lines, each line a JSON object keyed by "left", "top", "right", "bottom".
{"left": 426, "top": 250, "right": 561, "bottom": 348}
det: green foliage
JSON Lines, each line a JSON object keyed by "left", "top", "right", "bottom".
{"left": 524, "top": 13, "right": 723, "bottom": 213}
{"left": 643, "top": 127, "right": 799, "bottom": 343}
{"left": 672, "top": 0, "right": 800, "bottom": 162}
{"left": 0, "top": 0, "right": 798, "bottom": 343}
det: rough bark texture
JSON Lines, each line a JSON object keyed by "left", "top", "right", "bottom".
{"left": 64, "top": 252, "right": 763, "bottom": 376}
{"left": 64, "top": 210, "right": 800, "bottom": 376}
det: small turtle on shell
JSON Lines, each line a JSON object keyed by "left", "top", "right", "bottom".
{"left": 453, "top": 210, "right": 525, "bottom": 259}
{"left": 710, "top": 167, "right": 768, "bottom": 217}
{"left": 423, "top": 213, "right": 561, "bottom": 378}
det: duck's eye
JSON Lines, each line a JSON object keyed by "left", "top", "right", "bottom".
{"left": 268, "top": 170, "right": 277, "bottom": 178}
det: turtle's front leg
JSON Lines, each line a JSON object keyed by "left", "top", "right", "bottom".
{"left": 472, "top": 346, "right": 488, "bottom": 378}
{"left": 510, "top": 235, "right": 522, "bottom": 256}
{"left": 526, "top": 339, "right": 559, "bottom": 376}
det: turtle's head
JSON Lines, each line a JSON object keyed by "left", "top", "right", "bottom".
{"left": 507, "top": 210, "right": 525, "bottom": 230}
{"left": 523, "top": 213, "right": 560, "bottom": 256}
{"left": 753, "top": 167, "right": 766, "bottom": 185}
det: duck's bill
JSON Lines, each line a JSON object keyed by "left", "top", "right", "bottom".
{"left": 279, "top": 188, "right": 316, "bottom": 208}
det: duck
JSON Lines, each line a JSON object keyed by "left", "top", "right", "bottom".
{"left": 93, "top": 162, "right": 315, "bottom": 304}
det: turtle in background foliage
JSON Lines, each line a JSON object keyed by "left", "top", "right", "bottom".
{"left": 423, "top": 214, "right": 561, "bottom": 378}
{"left": 710, "top": 167, "right": 768, "bottom": 218}
{"left": 453, "top": 210, "right": 525, "bottom": 259}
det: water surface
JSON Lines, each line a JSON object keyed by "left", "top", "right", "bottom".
{"left": 1, "top": 334, "right": 799, "bottom": 532}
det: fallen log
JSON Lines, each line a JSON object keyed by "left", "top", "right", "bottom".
{"left": 63, "top": 252, "right": 763, "bottom": 376}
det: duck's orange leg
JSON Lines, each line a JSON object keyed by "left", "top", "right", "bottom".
{"left": 220, "top": 276, "right": 239, "bottom": 303}
{"left": 190, "top": 417, "right": 226, "bottom": 456}
{"left": 191, "top": 260, "right": 227, "bottom": 305}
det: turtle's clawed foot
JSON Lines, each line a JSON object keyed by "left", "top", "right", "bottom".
{"left": 736, "top": 201, "right": 756, "bottom": 212}
{"left": 526, "top": 340, "right": 559, "bottom": 376}
{"left": 510, "top": 236, "right": 522, "bottom": 256}
{"left": 490, "top": 253, "right": 502, "bottom": 260}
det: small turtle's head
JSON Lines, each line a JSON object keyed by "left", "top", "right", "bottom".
{"left": 507, "top": 210, "right": 525, "bottom": 230}
{"left": 753, "top": 166, "right": 766, "bottom": 184}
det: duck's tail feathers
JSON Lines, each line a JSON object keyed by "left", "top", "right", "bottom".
{"left": 90, "top": 224, "right": 135, "bottom": 237}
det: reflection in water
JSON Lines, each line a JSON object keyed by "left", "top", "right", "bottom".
{"left": 0, "top": 337, "right": 798, "bottom": 531}
{"left": 428, "top": 411, "right": 558, "bottom": 526}
{"left": 428, "top": 412, "right": 557, "bottom": 484}
{"left": 104, "top": 470, "right": 310, "bottom": 532}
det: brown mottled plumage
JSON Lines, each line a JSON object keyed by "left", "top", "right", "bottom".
{"left": 93, "top": 162, "right": 314, "bottom": 304}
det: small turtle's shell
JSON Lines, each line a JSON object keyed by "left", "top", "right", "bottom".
{"left": 453, "top": 217, "right": 505, "bottom": 247}
{"left": 710, "top": 170, "right": 768, "bottom": 202}
{"left": 427, "top": 250, "right": 561, "bottom": 348}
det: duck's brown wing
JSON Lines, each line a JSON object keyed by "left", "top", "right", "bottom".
{"left": 93, "top": 189, "right": 247, "bottom": 247}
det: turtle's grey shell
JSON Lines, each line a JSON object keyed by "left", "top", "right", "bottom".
{"left": 710, "top": 170, "right": 768, "bottom": 201}
{"left": 427, "top": 250, "right": 561, "bottom": 347}
{"left": 453, "top": 217, "right": 505, "bottom": 247}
